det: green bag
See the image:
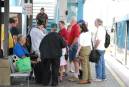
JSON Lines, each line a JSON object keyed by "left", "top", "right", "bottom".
{"left": 16, "top": 57, "right": 32, "bottom": 73}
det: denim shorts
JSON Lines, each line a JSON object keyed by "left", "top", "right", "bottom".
{"left": 69, "top": 43, "right": 78, "bottom": 62}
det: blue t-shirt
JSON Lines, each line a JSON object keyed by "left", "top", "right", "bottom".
{"left": 13, "top": 43, "right": 29, "bottom": 58}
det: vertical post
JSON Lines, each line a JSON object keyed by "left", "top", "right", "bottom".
{"left": 77, "top": 0, "right": 84, "bottom": 21}
{"left": 58, "top": 0, "right": 67, "bottom": 22}
{"left": 125, "top": 21, "right": 128, "bottom": 65}
{"left": 3, "top": 0, "right": 9, "bottom": 57}
{"left": 114, "top": 23, "right": 117, "bottom": 57}
{"left": 0, "top": 0, "right": 2, "bottom": 49}
{"left": 25, "top": 0, "right": 32, "bottom": 33}
{"left": 28, "top": 0, "right": 33, "bottom": 27}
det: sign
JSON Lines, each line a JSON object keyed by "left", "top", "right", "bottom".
{"left": 24, "top": 3, "right": 32, "bottom": 15}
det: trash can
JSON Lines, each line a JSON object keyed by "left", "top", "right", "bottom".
{"left": 0, "top": 58, "right": 10, "bottom": 86}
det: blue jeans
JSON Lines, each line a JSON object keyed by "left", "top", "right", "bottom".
{"left": 95, "top": 50, "right": 106, "bottom": 80}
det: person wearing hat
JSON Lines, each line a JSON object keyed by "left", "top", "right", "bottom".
{"left": 76, "top": 20, "right": 92, "bottom": 84}
{"left": 36, "top": 7, "right": 48, "bottom": 28}
{"left": 39, "top": 23, "right": 66, "bottom": 86}
{"left": 50, "top": 23, "right": 58, "bottom": 32}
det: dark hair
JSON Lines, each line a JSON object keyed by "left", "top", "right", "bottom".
{"left": 79, "top": 22, "right": 88, "bottom": 33}
{"left": 41, "top": 7, "right": 44, "bottom": 10}
{"left": 59, "top": 20, "right": 65, "bottom": 25}
{"left": 37, "top": 19, "right": 45, "bottom": 26}
{"left": 9, "top": 18, "right": 15, "bottom": 23}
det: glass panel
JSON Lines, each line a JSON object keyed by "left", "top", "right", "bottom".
{"left": 116, "top": 21, "right": 126, "bottom": 64}
{"left": 127, "top": 21, "right": 129, "bottom": 67}
{"left": 10, "top": 0, "right": 22, "bottom": 6}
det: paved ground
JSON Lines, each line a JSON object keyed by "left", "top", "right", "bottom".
{"left": 3, "top": 63, "right": 121, "bottom": 87}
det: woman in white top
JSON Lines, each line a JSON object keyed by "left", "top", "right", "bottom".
{"left": 76, "top": 20, "right": 92, "bottom": 84}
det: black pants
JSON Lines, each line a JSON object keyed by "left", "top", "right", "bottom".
{"left": 41, "top": 58, "right": 60, "bottom": 85}
{"left": 33, "top": 62, "right": 43, "bottom": 83}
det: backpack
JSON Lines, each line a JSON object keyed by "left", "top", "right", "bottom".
{"left": 104, "top": 30, "right": 110, "bottom": 48}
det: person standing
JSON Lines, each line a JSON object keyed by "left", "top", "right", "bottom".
{"left": 94, "top": 18, "right": 106, "bottom": 81}
{"left": 36, "top": 7, "right": 48, "bottom": 28}
{"left": 76, "top": 20, "right": 92, "bottom": 84}
{"left": 39, "top": 23, "right": 66, "bottom": 86}
{"left": 58, "top": 20, "right": 69, "bottom": 81}
{"left": 9, "top": 18, "right": 20, "bottom": 44}
{"left": 9, "top": 18, "right": 20, "bottom": 55}
{"left": 68, "top": 16, "right": 81, "bottom": 81}
{"left": 30, "top": 19, "right": 46, "bottom": 83}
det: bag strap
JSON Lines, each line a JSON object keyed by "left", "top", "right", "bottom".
{"left": 91, "top": 29, "right": 98, "bottom": 49}
{"left": 91, "top": 39, "right": 94, "bottom": 49}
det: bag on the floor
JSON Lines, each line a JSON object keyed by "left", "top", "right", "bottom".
{"left": 16, "top": 57, "right": 32, "bottom": 72}
{"left": 89, "top": 49, "right": 100, "bottom": 63}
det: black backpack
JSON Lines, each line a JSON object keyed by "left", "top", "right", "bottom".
{"left": 104, "top": 30, "right": 110, "bottom": 48}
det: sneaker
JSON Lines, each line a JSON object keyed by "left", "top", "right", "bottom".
{"left": 102, "top": 78, "right": 107, "bottom": 81}
{"left": 68, "top": 77, "right": 79, "bottom": 82}
{"left": 94, "top": 79, "right": 102, "bottom": 82}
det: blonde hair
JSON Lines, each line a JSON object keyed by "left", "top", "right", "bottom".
{"left": 71, "top": 16, "right": 77, "bottom": 22}
{"left": 17, "top": 34, "right": 25, "bottom": 42}
{"left": 17, "top": 34, "right": 23, "bottom": 42}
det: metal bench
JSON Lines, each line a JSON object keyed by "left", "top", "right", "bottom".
{"left": 8, "top": 55, "right": 30, "bottom": 87}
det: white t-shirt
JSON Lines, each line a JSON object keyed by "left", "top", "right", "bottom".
{"left": 30, "top": 27, "right": 46, "bottom": 55}
{"left": 78, "top": 31, "right": 92, "bottom": 47}
{"left": 95, "top": 26, "right": 106, "bottom": 50}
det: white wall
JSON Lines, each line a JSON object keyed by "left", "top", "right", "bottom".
{"left": 83, "top": 0, "right": 129, "bottom": 30}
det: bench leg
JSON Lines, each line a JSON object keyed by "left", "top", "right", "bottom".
{"left": 27, "top": 77, "right": 29, "bottom": 87}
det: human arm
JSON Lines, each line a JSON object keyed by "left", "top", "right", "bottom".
{"left": 13, "top": 43, "right": 27, "bottom": 58}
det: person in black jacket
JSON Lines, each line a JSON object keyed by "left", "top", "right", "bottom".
{"left": 39, "top": 23, "right": 66, "bottom": 86}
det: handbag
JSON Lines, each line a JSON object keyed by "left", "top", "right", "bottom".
{"left": 89, "top": 47, "right": 100, "bottom": 63}
{"left": 16, "top": 57, "right": 32, "bottom": 72}
{"left": 89, "top": 31, "right": 100, "bottom": 63}
{"left": 30, "top": 51, "right": 38, "bottom": 61}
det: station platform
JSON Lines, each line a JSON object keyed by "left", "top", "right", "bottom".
{"left": 6, "top": 52, "right": 126, "bottom": 87}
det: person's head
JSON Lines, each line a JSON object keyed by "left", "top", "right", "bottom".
{"left": 37, "top": 19, "right": 45, "bottom": 29}
{"left": 95, "top": 18, "right": 103, "bottom": 28}
{"left": 58, "top": 20, "right": 65, "bottom": 30}
{"left": 17, "top": 34, "right": 26, "bottom": 45}
{"left": 40, "top": 7, "right": 44, "bottom": 14}
{"left": 70, "top": 16, "right": 77, "bottom": 26}
{"left": 78, "top": 20, "right": 88, "bottom": 33}
{"left": 9, "top": 18, "right": 17, "bottom": 27}
{"left": 51, "top": 23, "right": 57, "bottom": 32}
